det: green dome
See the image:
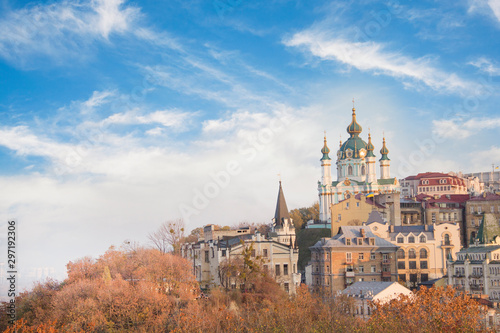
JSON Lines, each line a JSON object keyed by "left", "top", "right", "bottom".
{"left": 379, "top": 137, "right": 390, "bottom": 161}
{"left": 366, "top": 133, "right": 375, "bottom": 157}
{"left": 320, "top": 136, "right": 331, "bottom": 161}
{"left": 338, "top": 136, "right": 367, "bottom": 160}
{"left": 346, "top": 108, "right": 362, "bottom": 136}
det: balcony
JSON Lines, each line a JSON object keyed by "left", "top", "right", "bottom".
{"left": 345, "top": 271, "right": 355, "bottom": 277}
{"left": 381, "top": 271, "right": 392, "bottom": 278}
{"left": 382, "top": 259, "right": 391, "bottom": 265}
{"left": 470, "top": 284, "right": 483, "bottom": 291}
{"left": 442, "top": 241, "right": 453, "bottom": 248}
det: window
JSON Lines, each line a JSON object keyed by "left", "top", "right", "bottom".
{"left": 205, "top": 251, "right": 209, "bottom": 263}
{"left": 419, "top": 235, "right": 426, "bottom": 243}
{"left": 398, "top": 261, "right": 406, "bottom": 269}
{"left": 371, "top": 265, "right": 376, "bottom": 273}
{"left": 263, "top": 249, "right": 268, "bottom": 257}
{"left": 370, "top": 253, "right": 376, "bottom": 260}
{"left": 251, "top": 249, "right": 256, "bottom": 257}
{"left": 348, "top": 165, "right": 353, "bottom": 175}
{"left": 397, "top": 249, "right": 405, "bottom": 259}
{"left": 275, "top": 264, "right": 281, "bottom": 276}
{"left": 420, "top": 261, "right": 428, "bottom": 269}
{"left": 359, "top": 265, "right": 364, "bottom": 273}
{"left": 420, "top": 248, "right": 428, "bottom": 259}
{"left": 409, "top": 261, "right": 417, "bottom": 269}
{"left": 444, "top": 234, "right": 450, "bottom": 246}
{"left": 346, "top": 238, "right": 351, "bottom": 246}
{"left": 361, "top": 165, "right": 366, "bottom": 175}
{"left": 358, "top": 238, "right": 363, "bottom": 245}
{"left": 284, "top": 264, "right": 288, "bottom": 276}
{"left": 432, "top": 213, "right": 436, "bottom": 223}
{"left": 478, "top": 206, "right": 482, "bottom": 213}
{"left": 369, "top": 238, "right": 375, "bottom": 245}
{"left": 359, "top": 253, "right": 364, "bottom": 260}
{"left": 338, "top": 214, "right": 342, "bottom": 221}
{"left": 346, "top": 202, "right": 350, "bottom": 209}
{"left": 397, "top": 236, "right": 404, "bottom": 244}
{"left": 408, "top": 236, "right": 415, "bottom": 243}
{"left": 346, "top": 252, "right": 352, "bottom": 263}
{"left": 222, "top": 250, "right": 227, "bottom": 257}
{"left": 470, "top": 206, "right": 475, "bottom": 214}
{"left": 399, "top": 274, "right": 406, "bottom": 282}
{"left": 357, "top": 202, "right": 360, "bottom": 207}
{"left": 409, "top": 249, "right": 416, "bottom": 259}
{"left": 293, "top": 264, "right": 296, "bottom": 273}
{"left": 284, "top": 283, "right": 289, "bottom": 292}
{"left": 421, "top": 273, "right": 429, "bottom": 282}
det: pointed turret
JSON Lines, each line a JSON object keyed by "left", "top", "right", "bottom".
{"left": 366, "top": 133, "right": 375, "bottom": 157}
{"left": 272, "top": 181, "right": 296, "bottom": 247}
{"left": 320, "top": 134, "right": 332, "bottom": 186}
{"left": 379, "top": 137, "right": 391, "bottom": 179}
{"left": 321, "top": 135, "right": 331, "bottom": 161}
{"left": 366, "top": 132, "right": 377, "bottom": 183}
{"left": 274, "top": 181, "right": 290, "bottom": 227}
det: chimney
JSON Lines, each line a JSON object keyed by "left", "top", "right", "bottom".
{"left": 361, "top": 228, "right": 366, "bottom": 237}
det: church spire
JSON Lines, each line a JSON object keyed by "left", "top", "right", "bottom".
{"left": 380, "top": 136, "right": 390, "bottom": 161}
{"left": 366, "top": 132, "right": 375, "bottom": 157}
{"left": 346, "top": 107, "right": 363, "bottom": 137}
{"left": 274, "top": 181, "right": 290, "bottom": 226}
{"left": 321, "top": 133, "right": 331, "bottom": 161}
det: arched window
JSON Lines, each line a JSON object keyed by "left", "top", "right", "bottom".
{"left": 444, "top": 234, "right": 450, "bottom": 244}
{"left": 348, "top": 165, "right": 353, "bottom": 176}
{"left": 409, "top": 249, "right": 416, "bottom": 259}
{"left": 420, "top": 248, "right": 427, "bottom": 259}
{"left": 361, "top": 165, "right": 366, "bottom": 175}
{"left": 397, "top": 249, "right": 405, "bottom": 259}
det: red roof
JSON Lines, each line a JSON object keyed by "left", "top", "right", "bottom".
{"left": 414, "top": 193, "right": 469, "bottom": 205}
{"left": 469, "top": 193, "right": 500, "bottom": 202}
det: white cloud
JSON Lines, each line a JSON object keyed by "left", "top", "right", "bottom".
{"left": 432, "top": 117, "right": 500, "bottom": 138}
{"left": 81, "top": 90, "right": 115, "bottom": 114}
{"left": 104, "top": 109, "right": 193, "bottom": 130}
{"left": 0, "top": 0, "right": 140, "bottom": 66}
{"left": 284, "top": 29, "right": 476, "bottom": 95}
{"left": 469, "top": 0, "right": 500, "bottom": 22}
{"left": 469, "top": 57, "right": 500, "bottom": 76}
{"left": 488, "top": 0, "right": 500, "bottom": 21}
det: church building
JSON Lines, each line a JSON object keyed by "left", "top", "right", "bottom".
{"left": 319, "top": 106, "right": 400, "bottom": 223}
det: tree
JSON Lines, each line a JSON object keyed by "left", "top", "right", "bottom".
{"left": 290, "top": 202, "right": 320, "bottom": 231}
{"left": 148, "top": 218, "right": 185, "bottom": 254}
{"left": 367, "top": 286, "right": 488, "bottom": 332}
{"left": 184, "top": 227, "right": 203, "bottom": 243}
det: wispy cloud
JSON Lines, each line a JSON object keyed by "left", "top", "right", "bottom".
{"left": 432, "top": 116, "right": 500, "bottom": 138}
{"left": 284, "top": 29, "right": 476, "bottom": 95}
{"left": 469, "top": 0, "right": 500, "bottom": 22}
{"left": 0, "top": 0, "right": 140, "bottom": 66}
{"left": 469, "top": 57, "right": 500, "bottom": 76}
{"left": 103, "top": 109, "right": 194, "bottom": 130}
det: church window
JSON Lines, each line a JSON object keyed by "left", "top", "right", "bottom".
{"left": 348, "top": 165, "right": 353, "bottom": 176}
{"left": 361, "top": 165, "right": 366, "bottom": 175}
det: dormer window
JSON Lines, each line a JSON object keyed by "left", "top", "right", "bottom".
{"left": 419, "top": 235, "right": 426, "bottom": 243}
{"left": 408, "top": 236, "right": 415, "bottom": 243}
{"left": 346, "top": 238, "right": 351, "bottom": 245}
{"left": 369, "top": 238, "right": 375, "bottom": 246}
{"left": 357, "top": 238, "right": 363, "bottom": 245}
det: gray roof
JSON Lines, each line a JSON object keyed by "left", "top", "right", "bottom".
{"left": 366, "top": 211, "right": 386, "bottom": 224}
{"left": 390, "top": 225, "right": 435, "bottom": 241}
{"left": 310, "top": 226, "right": 398, "bottom": 249}
{"left": 342, "top": 281, "right": 404, "bottom": 298}
{"left": 457, "top": 245, "right": 500, "bottom": 254}
{"left": 274, "top": 181, "right": 290, "bottom": 226}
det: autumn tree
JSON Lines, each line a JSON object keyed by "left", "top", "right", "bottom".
{"left": 290, "top": 202, "right": 320, "bottom": 230}
{"left": 148, "top": 218, "right": 185, "bottom": 254}
{"left": 367, "top": 286, "right": 488, "bottom": 332}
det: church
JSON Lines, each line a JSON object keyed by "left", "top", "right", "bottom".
{"left": 318, "top": 106, "right": 400, "bottom": 223}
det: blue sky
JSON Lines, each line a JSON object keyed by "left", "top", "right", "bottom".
{"left": 0, "top": 0, "right": 500, "bottom": 289}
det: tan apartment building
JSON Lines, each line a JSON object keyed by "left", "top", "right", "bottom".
{"left": 307, "top": 225, "right": 399, "bottom": 294}
{"left": 368, "top": 219, "right": 461, "bottom": 288}
{"left": 465, "top": 193, "right": 500, "bottom": 246}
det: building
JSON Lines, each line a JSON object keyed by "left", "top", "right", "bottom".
{"left": 342, "top": 281, "right": 412, "bottom": 318}
{"left": 308, "top": 225, "right": 399, "bottom": 294}
{"left": 464, "top": 169, "right": 500, "bottom": 193}
{"left": 330, "top": 192, "right": 400, "bottom": 233}
{"left": 318, "top": 106, "right": 400, "bottom": 223}
{"left": 447, "top": 213, "right": 500, "bottom": 301}
{"left": 465, "top": 193, "right": 500, "bottom": 246}
{"left": 368, "top": 218, "right": 461, "bottom": 288}
{"left": 401, "top": 172, "right": 482, "bottom": 198}
{"left": 180, "top": 182, "right": 300, "bottom": 294}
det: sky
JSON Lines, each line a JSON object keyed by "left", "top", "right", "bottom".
{"left": 0, "top": 0, "right": 499, "bottom": 290}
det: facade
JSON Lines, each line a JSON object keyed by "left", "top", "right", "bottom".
{"left": 401, "top": 172, "right": 482, "bottom": 198}
{"left": 180, "top": 182, "right": 300, "bottom": 294}
{"left": 330, "top": 192, "right": 400, "bottom": 234}
{"left": 465, "top": 193, "right": 500, "bottom": 246}
{"left": 368, "top": 220, "right": 461, "bottom": 288}
{"left": 308, "top": 225, "right": 399, "bottom": 294}
{"left": 464, "top": 170, "right": 500, "bottom": 193}
{"left": 448, "top": 213, "right": 500, "bottom": 301}
{"left": 342, "top": 281, "right": 412, "bottom": 318}
{"left": 318, "top": 107, "right": 400, "bottom": 223}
